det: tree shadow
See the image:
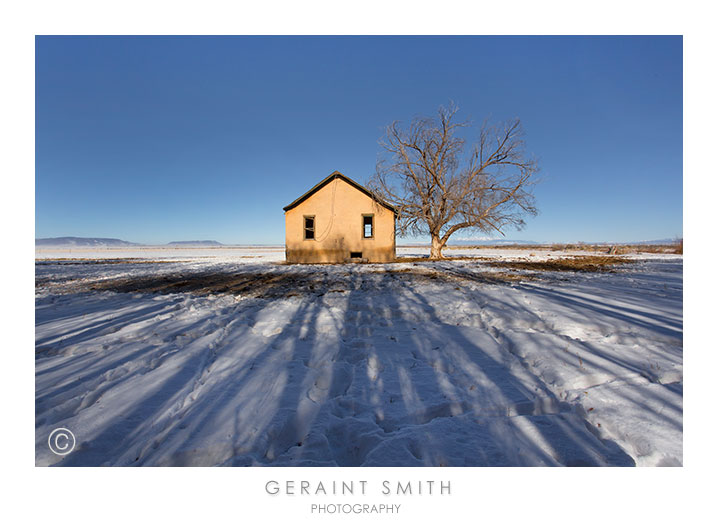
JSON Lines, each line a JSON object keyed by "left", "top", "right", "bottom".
{"left": 35, "top": 262, "right": 682, "bottom": 466}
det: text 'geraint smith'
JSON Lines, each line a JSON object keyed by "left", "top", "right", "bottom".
{"left": 265, "top": 480, "right": 451, "bottom": 496}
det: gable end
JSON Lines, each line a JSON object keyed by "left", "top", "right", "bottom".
{"left": 283, "top": 171, "right": 398, "bottom": 214}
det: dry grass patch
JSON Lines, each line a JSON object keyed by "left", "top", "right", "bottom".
{"left": 51, "top": 263, "right": 534, "bottom": 297}
{"left": 79, "top": 271, "right": 326, "bottom": 298}
{"left": 394, "top": 256, "right": 492, "bottom": 263}
{"left": 370, "top": 266, "right": 532, "bottom": 284}
{"left": 486, "top": 255, "right": 631, "bottom": 272}
{"left": 36, "top": 258, "right": 189, "bottom": 265}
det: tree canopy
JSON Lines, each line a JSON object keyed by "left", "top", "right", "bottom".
{"left": 369, "top": 103, "right": 539, "bottom": 258}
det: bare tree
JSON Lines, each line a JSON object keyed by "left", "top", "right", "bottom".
{"left": 368, "top": 103, "right": 539, "bottom": 259}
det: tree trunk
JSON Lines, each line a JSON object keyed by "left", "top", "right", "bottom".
{"left": 430, "top": 234, "right": 444, "bottom": 259}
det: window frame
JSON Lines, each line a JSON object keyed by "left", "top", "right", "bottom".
{"left": 303, "top": 215, "right": 316, "bottom": 241}
{"left": 362, "top": 213, "right": 374, "bottom": 239}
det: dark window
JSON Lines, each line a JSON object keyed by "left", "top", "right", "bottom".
{"left": 363, "top": 215, "right": 374, "bottom": 238}
{"left": 350, "top": 252, "right": 363, "bottom": 259}
{"left": 304, "top": 216, "right": 315, "bottom": 240}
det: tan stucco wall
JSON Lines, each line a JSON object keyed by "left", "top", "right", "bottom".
{"left": 285, "top": 178, "right": 396, "bottom": 263}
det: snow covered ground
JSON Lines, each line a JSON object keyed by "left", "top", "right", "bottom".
{"left": 35, "top": 247, "right": 682, "bottom": 466}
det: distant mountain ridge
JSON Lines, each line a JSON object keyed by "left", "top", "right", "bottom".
{"left": 448, "top": 238, "right": 539, "bottom": 246}
{"left": 623, "top": 238, "right": 680, "bottom": 245}
{"left": 36, "top": 237, "right": 227, "bottom": 247}
{"left": 35, "top": 237, "right": 141, "bottom": 247}
{"left": 166, "top": 240, "right": 224, "bottom": 247}
{"left": 448, "top": 237, "right": 680, "bottom": 246}
{"left": 37, "top": 236, "right": 680, "bottom": 248}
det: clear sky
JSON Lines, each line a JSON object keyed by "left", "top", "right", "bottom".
{"left": 35, "top": 35, "right": 682, "bottom": 245}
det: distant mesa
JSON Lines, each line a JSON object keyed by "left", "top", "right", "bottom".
{"left": 35, "top": 237, "right": 227, "bottom": 247}
{"left": 448, "top": 237, "right": 680, "bottom": 246}
{"left": 625, "top": 238, "right": 679, "bottom": 245}
{"left": 35, "top": 237, "right": 141, "bottom": 247}
{"left": 448, "top": 238, "right": 539, "bottom": 246}
{"left": 166, "top": 240, "right": 224, "bottom": 247}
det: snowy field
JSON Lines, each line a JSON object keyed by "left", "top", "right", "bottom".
{"left": 35, "top": 246, "right": 682, "bottom": 466}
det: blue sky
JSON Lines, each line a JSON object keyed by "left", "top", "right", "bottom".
{"left": 35, "top": 36, "right": 682, "bottom": 245}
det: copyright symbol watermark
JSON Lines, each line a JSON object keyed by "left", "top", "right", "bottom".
{"left": 48, "top": 427, "right": 76, "bottom": 456}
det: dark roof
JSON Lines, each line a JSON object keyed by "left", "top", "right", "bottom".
{"left": 283, "top": 171, "right": 398, "bottom": 214}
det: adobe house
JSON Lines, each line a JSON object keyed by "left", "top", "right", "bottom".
{"left": 284, "top": 171, "right": 397, "bottom": 263}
